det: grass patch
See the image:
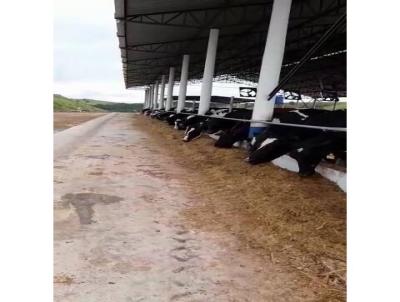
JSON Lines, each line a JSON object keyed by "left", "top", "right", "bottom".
{"left": 53, "top": 94, "right": 143, "bottom": 112}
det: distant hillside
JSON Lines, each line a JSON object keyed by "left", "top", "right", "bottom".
{"left": 54, "top": 94, "right": 143, "bottom": 112}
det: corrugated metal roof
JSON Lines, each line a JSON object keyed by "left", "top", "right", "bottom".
{"left": 114, "top": 0, "right": 346, "bottom": 97}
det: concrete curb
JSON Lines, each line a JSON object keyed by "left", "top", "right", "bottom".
{"left": 54, "top": 113, "right": 117, "bottom": 159}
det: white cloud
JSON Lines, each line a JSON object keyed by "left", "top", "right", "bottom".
{"left": 54, "top": 0, "right": 131, "bottom": 101}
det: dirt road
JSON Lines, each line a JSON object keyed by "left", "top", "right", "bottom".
{"left": 54, "top": 113, "right": 345, "bottom": 301}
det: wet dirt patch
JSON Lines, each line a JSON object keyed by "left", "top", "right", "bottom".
{"left": 61, "top": 193, "right": 123, "bottom": 225}
{"left": 54, "top": 128, "right": 67, "bottom": 133}
{"left": 85, "top": 154, "right": 111, "bottom": 160}
{"left": 89, "top": 171, "right": 103, "bottom": 176}
{"left": 54, "top": 274, "right": 74, "bottom": 285}
{"left": 137, "top": 168, "right": 169, "bottom": 179}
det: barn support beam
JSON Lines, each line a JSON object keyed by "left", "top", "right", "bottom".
{"left": 144, "top": 89, "right": 149, "bottom": 108}
{"left": 267, "top": 13, "right": 346, "bottom": 100}
{"left": 149, "top": 85, "right": 154, "bottom": 109}
{"left": 199, "top": 28, "right": 219, "bottom": 115}
{"left": 147, "top": 86, "right": 150, "bottom": 109}
{"left": 249, "top": 0, "right": 292, "bottom": 138}
{"left": 166, "top": 67, "right": 175, "bottom": 111}
{"left": 229, "top": 96, "right": 234, "bottom": 112}
{"left": 153, "top": 81, "right": 159, "bottom": 109}
{"left": 159, "top": 75, "right": 166, "bottom": 109}
{"left": 177, "top": 55, "right": 190, "bottom": 113}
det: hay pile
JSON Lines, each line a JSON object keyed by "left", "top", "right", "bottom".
{"left": 134, "top": 116, "right": 346, "bottom": 301}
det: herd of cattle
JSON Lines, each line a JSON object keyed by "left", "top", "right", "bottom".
{"left": 142, "top": 106, "right": 346, "bottom": 176}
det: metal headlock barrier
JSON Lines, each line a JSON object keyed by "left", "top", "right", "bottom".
{"left": 158, "top": 110, "right": 347, "bottom": 132}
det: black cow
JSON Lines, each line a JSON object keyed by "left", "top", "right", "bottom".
{"left": 248, "top": 109, "right": 346, "bottom": 176}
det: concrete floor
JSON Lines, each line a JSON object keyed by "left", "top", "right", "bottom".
{"left": 54, "top": 113, "right": 316, "bottom": 302}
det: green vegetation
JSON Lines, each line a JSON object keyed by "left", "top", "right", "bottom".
{"left": 54, "top": 94, "right": 143, "bottom": 112}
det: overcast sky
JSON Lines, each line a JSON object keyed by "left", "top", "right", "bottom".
{"left": 54, "top": 0, "right": 247, "bottom": 104}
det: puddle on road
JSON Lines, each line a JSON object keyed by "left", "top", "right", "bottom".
{"left": 85, "top": 154, "right": 111, "bottom": 160}
{"left": 61, "top": 193, "right": 123, "bottom": 225}
{"left": 54, "top": 128, "right": 66, "bottom": 134}
{"left": 89, "top": 171, "right": 103, "bottom": 176}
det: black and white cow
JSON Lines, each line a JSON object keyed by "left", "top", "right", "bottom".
{"left": 214, "top": 108, "right": 299, "bottom": 149}
{"left": 248, "top": 129, "right": 300, "bottom": 164}
{"left": 154, "top": 111, "right": 171, "bottom": 121}
{"left": 182, "top": 120, "right": 207, "bottom": 141}
{"left": 142, "top": 108, "right": 152, "bottom": 116}
{"left": 206, "top": 109, "right": 252, "bottom": 134}
{"left": 289, "top": 131, "right": 346, "bottom": 176}
{"left": 166, "top": 112, "right": 184, "bottom": 126}
{"left": 209, "top": 109, "right": 252, "bottom": 148}
{"left": 171, "top": 110, "right": 196, "bottom": 129}
{"left": 175, "top": 108, "right": 229, "bottom": 131}
{"left": 247, "top": 109, "right": 346, "bottom": 176}
{"left": 182, "top": 108, "right": 233, "bottom": 142}
{"left": 248, "top": 109, "right": 329, "bottom": 153}
{"left": 214, "top": 122, "right": 250, "bottom": 148}
{"left": 150, "top": 110, "right": 162, "bottom": 118}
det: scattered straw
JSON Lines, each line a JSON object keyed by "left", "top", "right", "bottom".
{"left": 134, "top": 116, "right": 346, "bottom": 301}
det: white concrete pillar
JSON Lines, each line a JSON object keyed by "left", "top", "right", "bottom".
{"left": 147, "top": 87, "right": 150, "bottom": 108}
{"left": 198, "top": 28, "right": 219, "bottom": 115}
{"left": 144, "top": 89, "right": 149, "bottom": 108}
{"left": 229, "top": 96, "right": 234, "bottom": 112}
{"left": 249, "top": 0, "right": 292, "bottom": 137}
{"left": 166, "top": 67, "right": 175, "bottom": 111}
{"left": 159, "top": 75, "right": 166, "bottom": 110}
{"left": 149, "top": 85, "right": 154, "bottom": 109}
{"left": 147, "top": 86, "right": 151, "bottom": 109}
{"left": 154, "top": 81, "right": 159, "bottom": 110}
{"left": 177, "top": 55, "right": 190, "bottom": 113}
